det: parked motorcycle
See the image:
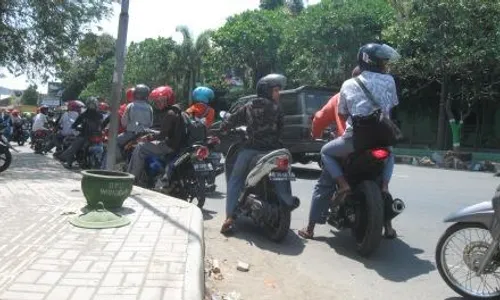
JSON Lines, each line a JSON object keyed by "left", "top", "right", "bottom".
{"left": 435, "top": 194, "right": 500, "bottom": 299}
{"left": 221, "top": 111, "right": 300, "bottom": 242}
{"left": 0, "top": 125, "right": 18, "bottom": 173}
{"left": 326, "top": 148, "right": 405, "bottom": 256}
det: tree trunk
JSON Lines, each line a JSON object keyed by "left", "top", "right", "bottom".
{"left": 436, "top": 74, "right": 448, "bottom": 150}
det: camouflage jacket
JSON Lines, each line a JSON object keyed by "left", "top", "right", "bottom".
{"left": 221, "top": 96, "right": 283, "bottom": 151}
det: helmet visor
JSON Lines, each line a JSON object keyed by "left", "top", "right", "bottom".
{"left": 376, "top": 44, "right": 401, "bottom": 62}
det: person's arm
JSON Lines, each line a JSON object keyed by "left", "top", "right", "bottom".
{"left": 121, "top": 104, "right": 131, "bottom": 128}
{"left": 206, "top": 108, "right": 215, "bottom": 128}
{"left": 337, "top": 87, "right": 349, "bottom": 121}
{"left": 220, "top": 104, "right": 247, "bottom": 131}
{"left": 167, "top": 113, "right": 183, "bottom": 150}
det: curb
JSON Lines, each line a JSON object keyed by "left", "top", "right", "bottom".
{"left": 183, "top": 205, "right": 205, "bottom": 300}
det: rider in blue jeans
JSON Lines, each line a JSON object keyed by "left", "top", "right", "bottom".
{"left": 219, "top": 74, "right": 287, "bottom": 234}
{"left": 299, "top": 43, "right": 400, "bottom": 239}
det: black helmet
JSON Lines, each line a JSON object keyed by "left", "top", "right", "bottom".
{"left": 133, "top": 84, "right": 150, "bottom": 101}
{"left": 256, "top": 74, "right": 287, "bottom": 99}
{"left": 357, "top": 43, "right": 400, "bottom": 73}
{"left": 87, "top": 97, "right": 98, "bottom": 111}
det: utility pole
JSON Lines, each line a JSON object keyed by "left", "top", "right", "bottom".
{"left": 106, "top": 0, "right": 129, "bottom": 170}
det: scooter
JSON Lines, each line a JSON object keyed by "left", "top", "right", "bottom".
{"left": 0, "top": 124, "right": 19, "bottom": 173}
{"left": 436, "top": 191, "right": 500, "bottom": 299}
{"left": 221, "top": 111, "right": 300, "bottom": 242}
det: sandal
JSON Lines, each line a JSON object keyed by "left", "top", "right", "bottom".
{"left": 220, "top": 220, "right": 235, "bottom": 235}
{"left": 298, "top": 227, "right": 314, "bottom": 239}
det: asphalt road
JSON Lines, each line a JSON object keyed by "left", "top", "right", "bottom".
{"left": 203, "top": 162, "right": 499, "bottom": 300}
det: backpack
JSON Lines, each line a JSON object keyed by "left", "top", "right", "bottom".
{"left": 165, "top": 105, "right": 207, "bottom": 147}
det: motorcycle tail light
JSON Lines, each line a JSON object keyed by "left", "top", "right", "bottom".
{"left": 371, "top": 148, "right": 390, "bottom": 160}
{"left": 195, "top": 146, "right": 209, "bottom": 161}
{"left": 275, "top": 157, "right": 289, "bottom": 171}
{"left": 89, "top": 136, "right": 103, "bottom": 143}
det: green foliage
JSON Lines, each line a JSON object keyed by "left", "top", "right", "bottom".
{"left": 21, "top": 85, "right": 39, "bottom": 106}
{"left": 260, "top": 0, "right": 285, "bottom": 10}
{"left": 78, "top": 57, "right": 115, "bottom": 100}
{"left": 1, "top": 0, "right": 112, "bottom": 78}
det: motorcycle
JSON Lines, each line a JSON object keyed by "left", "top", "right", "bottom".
{"left": 326, "top": 147, "right": 405, "bottom": 256}
{"left": 32, "top": 130, "right": 51, "bottom": 154}
{"left": 11, "top": 123, "right": 30, "bottom": 146}
{"left": 138, "top": 142, "right": 211, "bottom": 209}
{"left": 205, "top": 135, "right": 224, "bottom": 193}
{"left": 221, "top": 111, "right": 300, "bottom": 242}
{"left": 0, "top": 125, "right": 18, "bottom": 173}
{"left": 435, "top": 194, "right": 500, "bottom": 299}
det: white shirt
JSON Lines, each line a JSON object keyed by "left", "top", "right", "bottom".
{"left": 60, "top": 111, "right": 79, "bottom": 136}
{"left": 338, "top": 71, "right": 399, "bottom": 137}
{"left": 32, "top": 113, "right": 48, "bottom": 131}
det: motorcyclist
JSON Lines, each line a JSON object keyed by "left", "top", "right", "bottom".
{"left": 45, "top": 100, "right": 84, "bottom": 153}
{"left": 186, "top": 86, "right": 216, "bottom": 128}
{"left": 99, "top": 102, "right": 111, "bottom": 128}
{"left": 127, "top": 85, "right": 182, "bottom": 184}
{"left": 299, "top": 43, "right": 400, "bottom": 239}
{"left": 57, "top": 98, "right": 103, "bottom": 167}
{"left": 219, "top": 73, "right": 286, "bottom": 234}
{"left": 32, "top": 105, "right": 49, "bottom": 132}
{"left": 116, "top": 84, "right": 154, "bottom": 160}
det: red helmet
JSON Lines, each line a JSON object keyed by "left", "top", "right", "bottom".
{"left": 149, "top": 86, "right": 175, "bottom": 110}
{"left": 11, "top": 110, "right": 19, "bottom": 116}
{"left": 67, "top": 100, "right": 84, "bottom": 112}
{"left": 126, "top": 88, "right": 135, "bottom": 103}
{"left": 99, "top": 102, "right": 110, "bottom": 112}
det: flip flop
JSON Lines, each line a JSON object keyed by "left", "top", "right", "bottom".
{"left": 298, "top": 228, "right": 314, "bottom": 239}
{"left": 220, "top": 221, "right": 235, "bottom": 236}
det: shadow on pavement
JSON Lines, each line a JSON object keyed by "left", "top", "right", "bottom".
{"left": 202, "top": 209, "right": 217, "bottom": 221}
{"left": 206, "top": 190, "right": 225, "bottom": 200}
{"left": 227, "top": 218, "right": 306, "bottom": 256}
{"left": 317, "top": 231, "right": 435, "bottom": 282}
{"left": 0, "top": 151, "right": 81, "bottom": 181}
{"left": 444, "top": 297, "right": 462, "bottom": 300}
{"left": 292, "top": 167, "right": 321, "bottom": 180}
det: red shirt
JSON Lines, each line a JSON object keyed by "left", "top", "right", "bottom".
{"left": 311, "top": 93, "right": 346, "bottom": 139}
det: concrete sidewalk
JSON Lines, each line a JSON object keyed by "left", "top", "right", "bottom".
{"left": 0, "top": 148, "right": 204, "bottom": 300}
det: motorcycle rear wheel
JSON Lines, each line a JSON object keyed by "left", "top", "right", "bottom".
{"left": 351, "top": 180, "right": 384, "bottom": 257}
{"left": 0, "top": 148, "right": 12, "bottom": 173}
{"left": 264, "top": 206, "right": 291, "bottom": 243}
{"left": 436, "top": 222, "right": 500, "bottom": 299}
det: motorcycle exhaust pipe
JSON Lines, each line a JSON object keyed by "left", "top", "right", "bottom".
{"left": 385, "top": 196, "right": 405, "bottom": 221}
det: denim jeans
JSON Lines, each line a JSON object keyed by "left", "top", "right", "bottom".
{"left": 309, "top": 170, "right": 336, "bottom": 224}
{"left": 320, "top": 137, "right": 394, "bottom": 182}
{"left": 226, "top": 148, "right": 261, "bottom": 217}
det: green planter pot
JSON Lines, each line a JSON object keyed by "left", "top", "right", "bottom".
{"left": 81, "top": 170, "right": 135, "bottom": 209}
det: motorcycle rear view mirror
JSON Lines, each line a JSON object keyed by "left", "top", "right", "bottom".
{"left": 220, "top": 111, "right": 231, "bottom": 120}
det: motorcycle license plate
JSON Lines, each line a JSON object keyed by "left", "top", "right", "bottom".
{"left": 193, "top": 163, "right": 213, "bottom": 172}
{"left": 269, "top": 171, "right": 296, "bottom": 181}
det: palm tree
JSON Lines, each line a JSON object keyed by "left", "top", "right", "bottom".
{"left": 175, "top": 25, "right": 213, "bottom": 105}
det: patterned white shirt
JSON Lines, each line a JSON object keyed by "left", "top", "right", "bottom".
{"left": 338, "top": 71, "right": 399, "bottom": 137}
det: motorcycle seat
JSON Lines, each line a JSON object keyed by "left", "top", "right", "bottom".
{"left": 245, "top": 148, "right": 292, "bottom": 187}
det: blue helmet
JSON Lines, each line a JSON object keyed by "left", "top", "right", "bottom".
{"left": 192, "top": 87, "right": 215, "bottom": 104}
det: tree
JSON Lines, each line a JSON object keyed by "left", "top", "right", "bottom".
{"left": 21, "top": 85, "right": 39, "bottom": 106}
{"left": 260, "top": 0, "right": 285, "bottom": 10}
{"left": 79, "top": 58, "right": 115, "bottom": 100}
{"left": 282, "top": 0, "right": 394, "bottom": 88}
{"left": 211, "top": 9, "right": 288, "bottom": 89}
{"left": 287, "top": 0, "right": 304, "bottom": 15}
{"left": 174, "top": 26, "right": 214, "bottom": 104}
{"left": 1, "top": 0, "right": 112, "bottom": 79}
{"left": 384, "top": 0, "right": 500, "bottom": 150}
{"left": 59, "top": 33, "right": 116, "bottom": 101}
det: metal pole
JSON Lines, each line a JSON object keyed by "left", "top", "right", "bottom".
{"left": 106, "top": 0, "right": 129, "bottom": 170}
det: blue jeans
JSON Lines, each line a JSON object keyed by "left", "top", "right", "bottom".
{"left": 226, "top": 148, "right": 261, "bottom": 217}
{"left": 320, "top": 137, "right": 394, "bottom": 182}
{"left": 309, "top": 170, "right": 336, "bottom": 224}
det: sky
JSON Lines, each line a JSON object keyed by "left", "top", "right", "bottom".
{"left": 0, "top": 0, "right": 320, "bottom": 94}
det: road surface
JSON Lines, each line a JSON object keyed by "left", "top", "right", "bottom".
{"left": 203, "top": 163, "right": 497, "bottom": 300}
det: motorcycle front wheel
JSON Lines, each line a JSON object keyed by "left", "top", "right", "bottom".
{"left": 351, "top": 180, "right": 384, "bottom": 257}
{"left": 436, "top": 223, "right": 500, "bottom": 299}
{"left": 0, "top": 148, "right": 12, "bottom": 173}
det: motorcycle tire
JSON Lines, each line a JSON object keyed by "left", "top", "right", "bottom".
{"left": 195, "top": 177, "right": 206, "bottom": 209}
{"left": 34, "top": 141, "right": 44, "bottom": 154}
{"left": 0, "top": 148, "right": 12, "bottom": 173}
{"left": 264, "top": 206, "right": 291, "bottom": 243}
{"left": 435, "top": 222, "right": 500, "bottom": 299}
{"left": 351, "top": 180, "right": 384, "bottom": 257}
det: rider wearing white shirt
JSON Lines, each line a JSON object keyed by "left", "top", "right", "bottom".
{"left": 32, "top": 106, "right": 49, "bottom": 131}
